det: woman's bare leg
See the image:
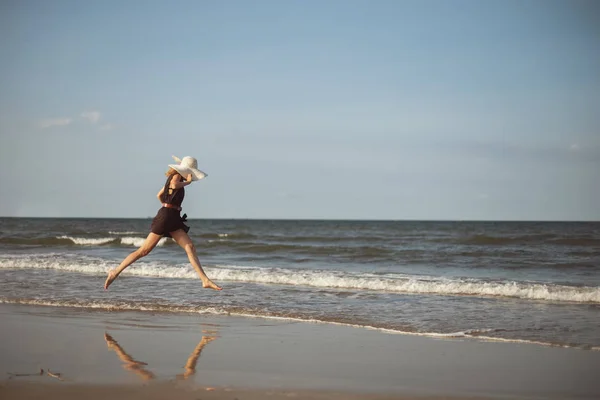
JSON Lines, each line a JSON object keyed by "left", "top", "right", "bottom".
{"left": 104, "top": 332, "right": 155, "bottom": 381}
{"left": 177, "top": 335, "right": 218, "bottom": 380}
{"left": 169, "top": 229, "right": 222, "bottom": 290}
{"left": 104, "top": 232, "right": 163, "bottom": 290}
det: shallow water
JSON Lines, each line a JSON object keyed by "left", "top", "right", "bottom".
{"left": 1, "top": 218, "right": 599, "bottom": 349}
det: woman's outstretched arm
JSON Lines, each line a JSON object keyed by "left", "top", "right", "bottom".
{"left": 170, "top": 173, "right": 193, "bottom": 190}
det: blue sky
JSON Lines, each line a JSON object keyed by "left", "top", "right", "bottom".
{"left": 1, "top": 0, "right": 598, "bottom": 220}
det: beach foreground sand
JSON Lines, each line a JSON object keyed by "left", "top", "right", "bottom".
{"left": 0, "top": 382, "right": 479, "bottom": 400}
{"left": 0, "top": 304, "right": 598, "bottom": 399}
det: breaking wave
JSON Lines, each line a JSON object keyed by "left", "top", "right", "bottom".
{"left": 0, "top": 255, "right": 598, "bottom": 303}
{"left": 58, "top": 236, "right": 168, "bottom": 247}
{"left": 0, "top": 236, "right": 169, "bottom": 247}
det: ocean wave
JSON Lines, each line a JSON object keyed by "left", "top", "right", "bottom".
{"left": 201, "top": 240, "right": 394, "bottom": 260}
{"left": 260, "top": 235, "right": 396, "bottom": 244}
{"left": 197, "top": 233, "right": 256, "bottom": 240}
{"left": 58, "top": 235, "right": 168, "bottom": 247}
{"left": 57, "top": 236, "right": 116, "bottom": 245}
{"left": 0, "top": 255, "right": 598, "bottom": 303}
{"left": 0, "top": 236, "right": 169, "bottom": 247}
{"left": 0, "top": 237, "right": 76, "bottom": 246}
{"left": 1, "top": 298, "right": 597, "bottom": 351}
{"left": 119, "top": 236, "right": 168, "bottom": 247}
{"left": 208, "top": 268, "right": 600, "bottom": 303}
{"left": 0, "top": 298, "right": 226, "bottom": 316}
{"left": 197, "top": 232, "right": 401, "bottom": 243}
{"left": 550, "top": 238, "right": 600, "bottom": 246}
{"left": 199, "top": 232, "right": 600, "bottom": 247}
{"left": 437, "top": 234, "right": 600, "bottom": 246}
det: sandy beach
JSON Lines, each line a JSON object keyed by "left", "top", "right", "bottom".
{"left": 0, "top": 304, "right": 598, "bottom": 400}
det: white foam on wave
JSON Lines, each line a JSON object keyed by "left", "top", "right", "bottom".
{"left": 208, "top": 267, "right": 600, "bottom": 303}
{"left": 0, "top": 298, "right": 224, "bottom": 315}
{"left": 1, "top": 255, "right": 598, "bottom": 303}
{"left": 58, "top": 236, "right": 114, "bottom": 245}
{"left": 0, "top": 255, "right": 112, "bottom": 275}
{"left": 109, "top": 231, "right": 141, "bottom": 235}
{"left": 0, "top": 255, "right": 188, "bottom": 278}
{"left": 120, "top": 237, "right": 168, "bottom": 247}
{"left": 56, "top": 236, "right": 167, "bottom": 247}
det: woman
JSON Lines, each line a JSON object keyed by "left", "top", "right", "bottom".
{"left": 104, "top": 156, "right": 222, "bottom": 291}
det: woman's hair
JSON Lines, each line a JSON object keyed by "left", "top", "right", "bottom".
{"left": 165, "top": 168, "right": 180, "bottom": 177}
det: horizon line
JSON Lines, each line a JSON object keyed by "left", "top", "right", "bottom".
{"left": 0, "top": 216, "right": 598, "bottom": 223}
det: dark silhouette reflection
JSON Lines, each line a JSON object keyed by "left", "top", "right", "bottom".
{"left": 104, "top": 331, "right": 218, "bottom": 381}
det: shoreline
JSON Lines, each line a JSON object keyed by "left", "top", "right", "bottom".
{"left": 2, "top": 299, "right": 598, "bottom": 352}
{"left": 1, "top": 304, "right": 599, "bottom": 399}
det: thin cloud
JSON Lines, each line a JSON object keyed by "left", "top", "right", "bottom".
{"left": 81, "top": 111, "right": 101, "bottom": 124}
{"left": 277, "top": 191, "right": 302, "bottom": 200}
{"left": 445, "top": 139, "right": 599, "bottom": 164}
{"left": 39, "top": 118, "right": 72, "bottom": 129}
{"left": 99, "top": 123, "right": 114, "bottom": 131}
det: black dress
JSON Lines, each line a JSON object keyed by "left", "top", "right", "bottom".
{"left": 150, "top": 175, "right": 190, "bottom": 238}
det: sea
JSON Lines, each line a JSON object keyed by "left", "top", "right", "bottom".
{"left": 1, "top": 218, "right": 599, "bottom": 350}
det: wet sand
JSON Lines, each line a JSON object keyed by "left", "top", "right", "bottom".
{"left": 0, "top": 304, "right": 598, "bottom": 399}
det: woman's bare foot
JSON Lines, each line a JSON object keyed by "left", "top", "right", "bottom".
{"left": 200, "top": 336, "right": 218, "bottom": 345}
{"left": 104, "top": 269, "right": 117, "bottom": 290}
{"left": 202, "top": 279, "right": 222, "bottom": 291}
{"left": 104, "top": 332, "right": 117, "bottom": 348}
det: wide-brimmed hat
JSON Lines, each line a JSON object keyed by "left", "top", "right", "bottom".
{"left": 168, "top": 155, "right": 207, "bottom": 181}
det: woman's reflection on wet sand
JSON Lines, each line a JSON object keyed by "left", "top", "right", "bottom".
{"left": 177, "top": 335, "right": 218, "bottom": 380}
{"left": 104, "top": 331, "right": 217, "bottom": 381}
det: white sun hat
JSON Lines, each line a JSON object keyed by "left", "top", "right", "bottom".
{"left": 168, "top": 155, "right": 207, "bottom": 181}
